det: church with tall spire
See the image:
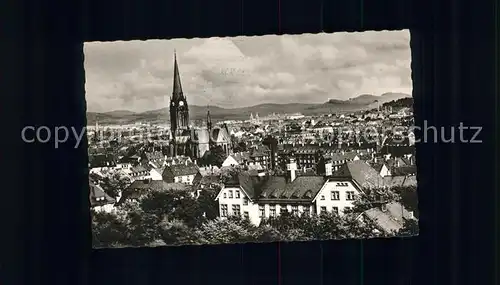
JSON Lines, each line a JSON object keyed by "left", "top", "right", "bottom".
{"left": 170, "top": 51, "right": 190, "bottom": 136}
{"left": 168, "top": 51, "right": 232, "bottom": 159}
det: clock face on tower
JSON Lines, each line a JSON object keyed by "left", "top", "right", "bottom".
{"left": 179, "top": 101, "right": 184, "bottom": 106}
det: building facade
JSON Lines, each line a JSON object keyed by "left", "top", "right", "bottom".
{"left": 215, "top": 159, "right": 363, "bottom": 226}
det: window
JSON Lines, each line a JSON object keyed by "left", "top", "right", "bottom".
{"left": 243, "top": 211, "right": 249, "bottom": 219}
{"left": 292, "top": 205, "right": 298, "bottom": 215}
{"left": 346, "top": 191, "right": 355, "bottom": 201}
{"left": 270, "top": 205, "right": 276, "bottom": 217}
{"left": 320, "top": 195, "right": 325, "bottom": 200}
{"left": 221, "top": 204, "right": 228, "bottom": 217}
{"left": 259, "top": 205, "right": 265, "bottom": 217}
{"left": 332, "top": 207, "right": 339, "bottom": 214}
{"left": 243, "top": 197, "right": 248, "bottom": 206}
{"left": 331, "top": 191, "right": 340, "bottom": 200}
{"left": 232, "top": 204, "right": 241, "bottom": 216}
{"left": 320, "top": 206, "right": 327, "bottom": 213}
{"left": 228, "top": 190, "right": 233, "bottom": 198}
{"left": 235, "top": 190, "right": 240, "bottom": 198}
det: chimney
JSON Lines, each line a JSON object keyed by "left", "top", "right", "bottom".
{"left": 287, "top": 158, "right": 297, "bottom": 183}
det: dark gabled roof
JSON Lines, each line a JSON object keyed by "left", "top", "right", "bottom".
{"left": 144, "top": 151, "right": 164, "bottom": 161}
{"left": 363, "top": 202, "right": 415, "bottom": 234}
{"left": 391, "top": 165, "right": 417, "bottom": 176}
{"left": 89, "top": 182, "right": 115, "bottom": 206}
{"left": 89, "top": 154, "right": 116, "bottom": 168}
{"left": 250, "top": 145, "right": 271, "bottom": 157}
{"left": 199, "top": 175, "right": 221, "bottom": 185}
{"left": 382, "top": 175, "right": 417, "bottom": 187}
{"left": 165, "top": 164, "right": 199, "bottom": 177}
{"left": 295, "top": 146, "right": 320, "bottom": 155}
{"left": 234, "top": 173, "right": 325, "bottom": 202}
{"left": 369, "top": 162, "right": 387, "bottom": 173}
{"left": 130, "top": 165, "right": 149, "bottom": 173}
{"left": 333, "top": 160, "right": 384, "bottom": 189}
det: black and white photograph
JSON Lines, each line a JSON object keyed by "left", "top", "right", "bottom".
{"left": 85, "top": 30, "right": 419, "bottom": 248}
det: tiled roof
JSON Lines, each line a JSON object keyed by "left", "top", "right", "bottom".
{"left": 130, "top": 165, "right": 149, "bottom": 173}
{"left": 145, "top": 151, "right": 164, "bottom": 161}
{"left": 333, "top": 160, "right": 384, "bottom": 189}
{"left": 231, "top": 172, "right": 325, "bottom": 202}
{"left": 166, "top": 164, "right": 199, "bottom": 177}
{"left": 382, "top": 175, "right": 417, "bottom": 187}
{"left": 363, "top": 202, "right": 415, "bottom": 234}
{"left": 295, "top": 146, "right": 320, "bottom": 155}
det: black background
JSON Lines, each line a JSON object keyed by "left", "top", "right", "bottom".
{"left": 1, "top": 0, "right": 498, "bottom": 284}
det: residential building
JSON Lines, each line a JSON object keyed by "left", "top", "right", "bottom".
{"left": 89, "top": 181, "right": 116, "bottom": 213}
{"left": 161, "top": 162, "right": 201, "bottom": 185}
{"left": 215, "top": 159, "right": 377, "bottom": 226}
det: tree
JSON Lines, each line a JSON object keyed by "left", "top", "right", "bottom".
{"left": 197, "top": 189, "right": 219, "bottom": 220}
{"left": 139, "top": 189, "right": 205, "bottom": 227}
{"left": 158, "top": 219, "right": 201, "bottom": 246}
{"left": 253, "top": 225, "right": 282, "bottom": 242}
{"left": 91, "top": 210, "right": 128, "bottom": 248}
{"left": 124, "top": 208, "right": 160, "bottom": 246}
{"left": 195, "top": 217, "right": 255, "bottom": 244}
{"left": 233, "top": 141, "right": 247, "bottom": 153}
{"left": 198, "top": 145, "right": 226, "bottom": 167}
{"left": 392, "top": 185, "right": 419, "bottom": 218}
{"left": 220, "top": 166, "right": 243, "bottom": 183}
{"left": 397, "top": 219, "right": 419, "bottom": 237}
{"left": 100, "top": 172, "right": 129, "bottom": 199}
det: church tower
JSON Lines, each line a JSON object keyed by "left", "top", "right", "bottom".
{"left": 169, "top": 51, "right": 190, "bottom": 136}
{"left": 206, "top": 105, "right": 212, "bottom": 132}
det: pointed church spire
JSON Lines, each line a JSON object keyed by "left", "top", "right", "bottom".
{"left": 172, "top": 51, "right": 184, "bottom": 100}
{"left": 207, "top": 104, "right": 212, "bottom": 130}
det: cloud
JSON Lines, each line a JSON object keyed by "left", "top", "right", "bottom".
{"left": 84, "top": 30, "right": 411, "bottom": 112}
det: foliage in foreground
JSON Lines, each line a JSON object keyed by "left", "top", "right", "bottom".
{"left": 92, "top": 187, "right": 419, "bottom": 248}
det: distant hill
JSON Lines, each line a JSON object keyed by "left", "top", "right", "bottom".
{"left": 86, "top": 92, "right": 411, "bottom": 125}
{"left": 382, "top": 97, "right": 414, "bottom": 108}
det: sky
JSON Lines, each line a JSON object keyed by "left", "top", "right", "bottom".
{"left": 84, "top": 30, "right": 412, "bottom": 113}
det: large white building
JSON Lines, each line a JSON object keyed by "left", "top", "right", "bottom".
{"left": 215, "top": 159, "right": 388, "bottom": 226}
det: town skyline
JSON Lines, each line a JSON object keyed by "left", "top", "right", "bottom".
{"left": 84, "top": 30, "right": 411, "bottom": 113}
